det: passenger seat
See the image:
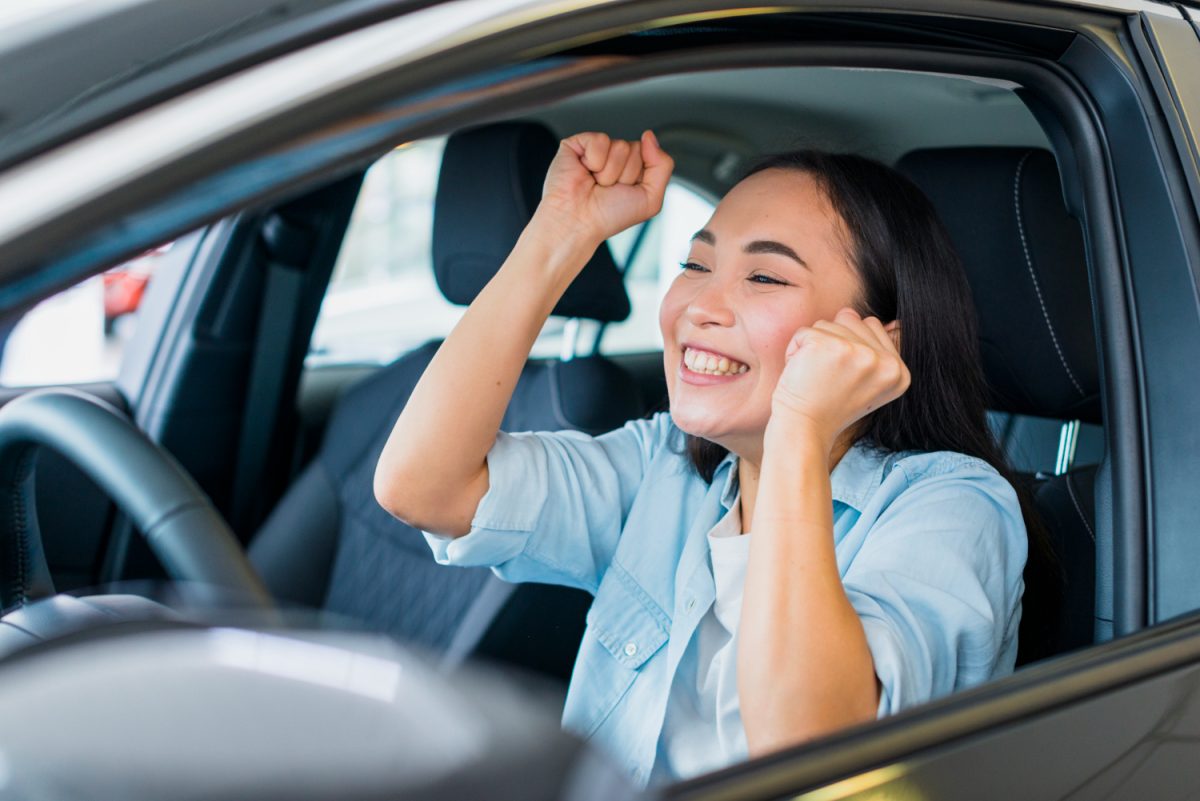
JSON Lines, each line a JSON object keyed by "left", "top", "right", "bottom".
{"left": 899, "top": 147, "right": 1103, "bottom": 664}
{"left": 248, "top": 121, "right": 644, "bottom": 684}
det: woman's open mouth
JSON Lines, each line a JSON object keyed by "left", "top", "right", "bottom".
{"left": 680, "top": 346, "right": 749, "bottom": 385}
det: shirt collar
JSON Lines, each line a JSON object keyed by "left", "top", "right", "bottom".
{"left": 715, "top": 440, "right": 890, "bottom": 514}
{"left": 715, "top": 450, "right": 740, "bottom": 511}
{"left": 829, "top": 440, "right": 892, "bottom": 512}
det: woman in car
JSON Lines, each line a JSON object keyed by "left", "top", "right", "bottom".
{"left": 374, "top": 131, "right": 1031, "bottom": 787}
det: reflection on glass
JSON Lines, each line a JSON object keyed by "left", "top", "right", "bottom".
{"left": 208, "top": 627, "right": 402, "bottom": 703}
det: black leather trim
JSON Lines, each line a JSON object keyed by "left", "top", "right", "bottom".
{"left": 0, "top": 448, "right": 51, "bottom": 613}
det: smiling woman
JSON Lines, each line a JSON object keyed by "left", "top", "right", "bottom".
{"left": 374, "top": 130, "right": 1031, "bottom": 786}
{"left": 661, "top": 167, "right": 863, "bottom": 457}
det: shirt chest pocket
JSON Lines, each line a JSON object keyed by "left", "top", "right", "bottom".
{"left": 572, "top": 564, "right": 670, "bottom": 738}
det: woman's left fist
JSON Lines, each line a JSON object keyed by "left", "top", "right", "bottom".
{"left": 771, "top": 307, "right": 910, "bottom": 448}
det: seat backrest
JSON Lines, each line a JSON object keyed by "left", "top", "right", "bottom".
{"left": 250, "top": 122, "right": 643, "bottom": 683}
{"left": 898, "top": 147, "right": 1102, "bottom": 664}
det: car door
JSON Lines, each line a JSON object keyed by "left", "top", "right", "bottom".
{"left": 665, "top": 611, "right": 1200, "bottom": 800}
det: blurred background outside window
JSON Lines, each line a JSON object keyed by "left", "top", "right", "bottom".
{"left": 307, "top": 137, "right": 715, "bottom": 368}
{"left": 0, "top": 245, "right": 166, "bottom": 387}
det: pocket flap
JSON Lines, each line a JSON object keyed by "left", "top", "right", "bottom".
{"left": 587, "top": 563, "right": 670, "bottom": 670}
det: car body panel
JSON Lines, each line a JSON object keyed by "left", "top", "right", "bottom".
{"left": 1103, "top": 14, "right": 1200, "bottom": 627}
{"left": 0, "top": 0, "right": 446, "bottom": 172}
{"left": 667, "top": 609, "right": 1200, "bottom": 800}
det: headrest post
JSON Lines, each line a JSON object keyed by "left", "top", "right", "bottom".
{"left": 1054, "top": 419, "right": 1080, "bottom": 476}
{"left": 560, "top": 318, "right": 581, "bottom": 362}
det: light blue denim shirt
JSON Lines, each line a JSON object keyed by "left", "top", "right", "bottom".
{"left": 423, "top": 411, "right": 1027, "bottom": 787}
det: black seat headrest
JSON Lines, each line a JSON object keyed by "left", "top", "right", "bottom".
{"left": 897, "top": 147, "right": 1100, "bottom": 424}
{"left": 432, "top": 121, "right": 631, "bottom": 323}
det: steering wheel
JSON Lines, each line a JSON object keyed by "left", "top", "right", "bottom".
{"left": 0, "top": 389, "right": 274, "bottom": 652}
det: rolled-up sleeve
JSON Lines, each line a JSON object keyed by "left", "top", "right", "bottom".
{"left": 422, "top": 414, "right": 665, "bottom": 593}
{"left": 841, "top": 461, "right": 1027, "bottom": 716}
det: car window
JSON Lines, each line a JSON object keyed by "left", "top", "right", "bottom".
{"left": 0, "top": 245, "right": 165, "bottom": 387}
{"left": 307, "top": 139, "right": 716, "bottom": 368}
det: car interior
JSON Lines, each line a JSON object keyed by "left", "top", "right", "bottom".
{"left": 3, "top": 55, "right": 1111, "bottom": 760}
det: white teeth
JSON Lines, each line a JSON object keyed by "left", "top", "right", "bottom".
{"left": 683, "top": 347, "right": 747, "bottom": 376}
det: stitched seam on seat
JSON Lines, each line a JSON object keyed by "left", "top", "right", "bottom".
{"left": 9, "top": 467, "right": 25, "bottom": 607}
{"left": 1065, "top": 473, "right": 1095, "bottom": 543}
{"left": 1013, "top": 151, "right": 1085, "bottom": 397}
{"left": 10, "top": 450, "right": 33, "bottom": 608}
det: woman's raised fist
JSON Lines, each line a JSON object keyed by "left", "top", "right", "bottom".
{"left": 534, "top": 130, "right": 675, "bottom": 248}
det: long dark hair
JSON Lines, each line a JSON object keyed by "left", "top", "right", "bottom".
{"left": 681, "top": 150, "right": 1059, "bottom": 666}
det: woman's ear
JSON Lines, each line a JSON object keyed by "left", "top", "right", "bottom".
{"left": 884, "top": 319, "right": 901, "bottom": 351}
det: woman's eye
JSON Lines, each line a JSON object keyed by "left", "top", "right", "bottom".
{"left": 679, "top": 261, "right": 708, "bottom": 273}
{"left": 749, "top": 273, "right": 786, "bottom": 285}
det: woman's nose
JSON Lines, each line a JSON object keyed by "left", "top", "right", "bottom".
{"left": 684, "top": 277, "right": 735, "bottom": 327}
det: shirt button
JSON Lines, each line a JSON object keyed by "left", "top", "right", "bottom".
{"left": 623, "top": 641, "right": 638, "bottom": 657}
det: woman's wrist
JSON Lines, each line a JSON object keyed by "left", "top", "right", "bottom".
{"left": 525, "top": 207, "right": 604, "bottom": 264}
{"left": 765, "top": 407, "right": 836, "bottom": 460}
{"left": 498, "top": 217, "right": 600, "bottom": 310}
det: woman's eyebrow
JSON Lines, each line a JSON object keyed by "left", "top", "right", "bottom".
{"left": 689, "top": 229, "right": 809, "bottom": 270}
{"left": 745, "top": 240, "right": 809, "bottom": 270}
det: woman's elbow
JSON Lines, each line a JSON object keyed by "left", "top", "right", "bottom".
{"left": 373, "top": 457, "right": 485, "bottom": 538}
{"left": 373, "top": 450, "right": 434, "bottom": 524}
{"left": 373, "top": 458, "right": 413, "bottom": 522}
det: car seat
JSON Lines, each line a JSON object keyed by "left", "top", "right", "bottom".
{"left": 248, "top": 121, "right": 645, "bottom": 683}
{"left": 898, "top": 147, "right": 1103, "bottom": 664}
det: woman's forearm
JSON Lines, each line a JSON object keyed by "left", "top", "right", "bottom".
{"left": 737, "top": 414, "right": 879, "bottom": 757}
{"left": 375, "top": 131, "right": 672, "bottom": 537}
{"left": 374, "top": 215, "right": 597, "bottom": 535}
{"left": 375, "top": 130, "right": 672, "bottom": 537}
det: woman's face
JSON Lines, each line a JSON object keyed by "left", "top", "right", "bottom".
{"left": 659, "top": 168, "right": 863, "bottom": 460}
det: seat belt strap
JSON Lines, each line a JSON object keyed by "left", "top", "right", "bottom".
{"left": 441, "top": 575, "right": 518, "bottom": 669}
{"left": 231, "top": 216, "right": 312, "bottom": 534}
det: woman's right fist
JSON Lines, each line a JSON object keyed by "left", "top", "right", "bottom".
{"left": 535, "top": 130, "right": 674, "bottom": 248}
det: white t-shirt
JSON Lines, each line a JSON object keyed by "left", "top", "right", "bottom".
{"left": 650, "top": 491, "right": 751, "bottom": 782}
